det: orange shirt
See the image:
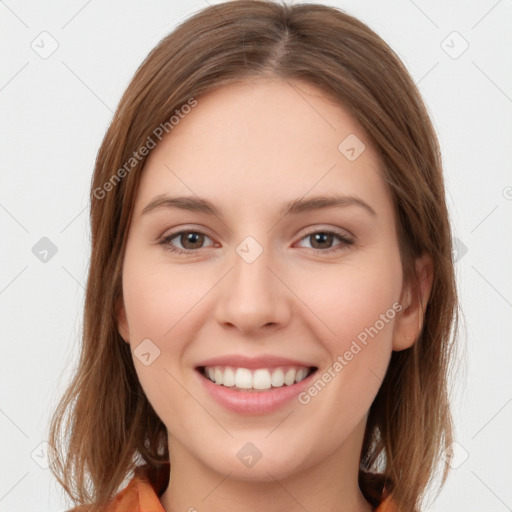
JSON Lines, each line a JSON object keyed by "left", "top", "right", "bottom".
{"left": 72, "top": 464, "right": 397, "bottom": 512}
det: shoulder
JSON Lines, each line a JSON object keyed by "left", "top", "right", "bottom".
{"left": 65, "top": 463, "right": 170, "bottom": 512}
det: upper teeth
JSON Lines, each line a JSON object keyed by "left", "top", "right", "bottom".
{"left": 204, "top": 366, "right": 311, "bottom": 390}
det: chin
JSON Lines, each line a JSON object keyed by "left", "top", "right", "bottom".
{"left": 202, "top": 441, "right": 312, "bottom": 482}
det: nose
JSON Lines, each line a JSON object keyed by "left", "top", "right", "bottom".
{"left": 213, "top": 243, "right": 292, "bottom": 336}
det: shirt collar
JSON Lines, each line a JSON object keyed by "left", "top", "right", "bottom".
{"left": 104, "top": 464, "right": 397, "bottom": 512}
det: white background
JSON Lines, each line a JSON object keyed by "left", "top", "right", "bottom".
{"left": 1, "top": 0, "right": 511, "bottom": 510}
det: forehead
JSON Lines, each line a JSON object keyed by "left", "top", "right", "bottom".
{"left": 134, "top": 78, "right": 391, "bottom": 220}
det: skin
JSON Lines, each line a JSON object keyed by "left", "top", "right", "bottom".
{"left": 117, "top": 78, "right": 432, "bottom": 512}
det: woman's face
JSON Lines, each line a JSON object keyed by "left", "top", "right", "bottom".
{"left": 118, "top": 78, "right": 422, "bottom": 482}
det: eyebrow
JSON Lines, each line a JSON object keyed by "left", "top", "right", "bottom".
{"left": 141, "top": 193, "right": 377, "bottom": 218}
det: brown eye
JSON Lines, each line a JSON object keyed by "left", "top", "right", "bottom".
{"left": 160, "top": 230, "right": 214, "bottom": 254}
{"left": 309, "top": 232, "right": 335, "bottom": 250}
{"left": 179, "top": 232, "right": 205, "bottom": 249}
{"left": 297, "top": 229, "right": 354, "bottom": 253}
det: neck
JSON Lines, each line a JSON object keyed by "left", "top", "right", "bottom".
{"left": 160, "top": 418, "right": 373, "bottom": 512}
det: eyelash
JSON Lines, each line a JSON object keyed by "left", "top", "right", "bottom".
{"left": 158, "top": 228, "right": 355, "bottom": 255}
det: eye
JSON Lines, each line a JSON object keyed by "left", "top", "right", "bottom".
{"left": 159, "top": 230, "right": 215, "bottom": 254}
{"left": 296, "top": 229, "right": 354, "bottom": 253}
{"left": 159, "top": 228, "right": 354, "bottom": 255}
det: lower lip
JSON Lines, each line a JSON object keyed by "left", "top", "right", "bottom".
{"left": 196, "top": 368, "right": 317, "bottom": 415}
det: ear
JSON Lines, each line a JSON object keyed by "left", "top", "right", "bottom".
{"left": 393, "top": 252, "right": 433, "bottom": 351}
{"left": 115, "top": 297, "right": 130, "bottom": 343}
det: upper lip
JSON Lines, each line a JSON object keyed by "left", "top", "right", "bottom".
{"left": 196, "top": 355, "right": 317, "bottom": 370}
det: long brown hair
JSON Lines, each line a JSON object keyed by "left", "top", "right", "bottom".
{"left": 48, "top": 1, "right": 459, "bottom": 510}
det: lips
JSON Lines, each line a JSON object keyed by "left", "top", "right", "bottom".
{"left": 196, "top": 356, "right": 318, "bottom": 415}
{"left": 194, "top": 354, "right": 319, "bottom": 413}
{"left": 195, "top": 354, "right": 317, "bottom": 370}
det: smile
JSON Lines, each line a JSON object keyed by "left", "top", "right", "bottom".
{"left": 196, "top": 365, "right": 319, "bottom": 414}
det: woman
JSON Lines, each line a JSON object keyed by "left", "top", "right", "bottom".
{"left": 48, "top": 1, "right": 459, "bottom": 511}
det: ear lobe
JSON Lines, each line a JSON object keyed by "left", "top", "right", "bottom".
{"left": 115, "top": 298, "right": 130, "bottom": 343}
{"left": 393, "top": 253, "right": 433, "bottom": 351}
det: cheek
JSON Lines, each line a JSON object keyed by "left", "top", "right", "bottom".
{"left": 292, "top": 253, "right": 402, "bottom": 424}
{"left": 296, "top": 254, "right": 402, "bottom": 345}
{"left": 295, "top": 253, "right": 401, "bottom": 373}
{"left": 121, "top": 257, "right": 210, "bottom": 421}
{"left": 122, "top": 258, "right": 210, "bottom": 343}
{"left": 121, "top": 255, "right": 217, "bottom": 406}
